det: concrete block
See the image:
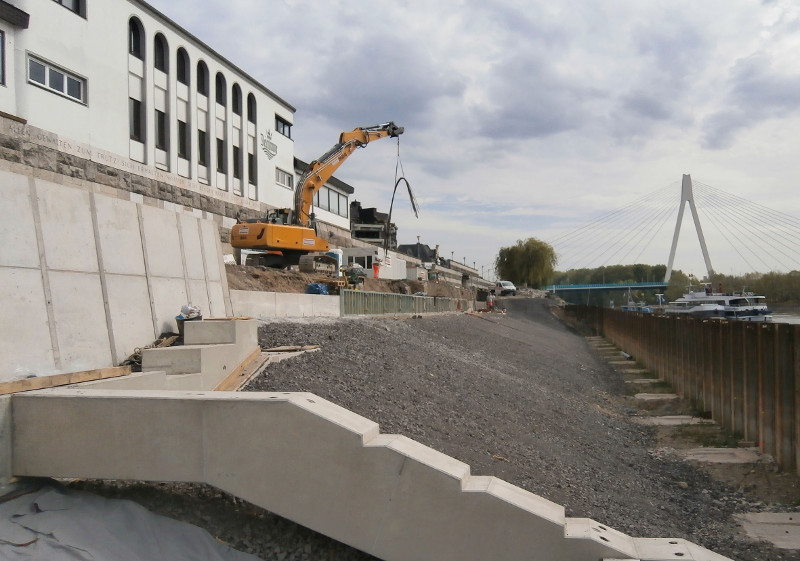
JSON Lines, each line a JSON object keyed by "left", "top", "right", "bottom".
{"left": 0, "top": 268, "right": 55, "bottom": 379}
{"left": 94, "top": 195, "right": 146, "bottom": 276}
{"left": 141, "top": 346, "right": 203, "bottom": 375}
{"left": 141, "top": 205, "right": 183, "bottom": 278}
{"left": 0, "top": 171, "right": 39, "bottom": 268}
{"left": 36, "top": 179, "right": 98, "bottom": 273}
{"left": 680, "top": 447, "right": 761, "bottom": 463}
{"left": 183, "top": 319, "right": 257, "bottom": 346}
{"left": 736, "top": 513, "right": 800, "bottom": 550}
{"left": 49, "top": 271, "right": 113, "bottom": 371}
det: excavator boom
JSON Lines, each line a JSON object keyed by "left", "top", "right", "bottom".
{"left": 230, "top": 121, "right": 403, "bottom": 268}
{"left": 294, "top": 122, "right": 403, "bottom": 227}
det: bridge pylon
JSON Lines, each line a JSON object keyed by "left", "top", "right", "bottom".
{"left": 664, "top": 174, "right": 714, "bottom": 282}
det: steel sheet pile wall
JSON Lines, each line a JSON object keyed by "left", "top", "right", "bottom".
{"left": 341, "top": 290, "right": 465, "bottom": 316}
{"left": 573, "top": 307, "right": 799, "bottom": 474}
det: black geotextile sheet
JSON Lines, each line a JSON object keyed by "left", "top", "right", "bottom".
{"left": 0, "top": 486, "right": 261, "bottom": 561}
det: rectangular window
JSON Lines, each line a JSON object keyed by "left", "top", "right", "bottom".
{"left": 155, "top": 110, "right": 168, "bottom": 151}
{"left": 198, "top": 130, "right": 208, "bottom": 167}
{"left": 178, "top": 121, "right": 189, "bottom": 159}
{"left": 339, "top": 193, "right": 348, "bottom": 217}
{"left": 28, "top": 56, "right": 86, "bottom": 103}
{"left": 216, "top": 138, "right": 226, "bottom": 172}
{"left": 52, "top": 0, "right": 83, "bottom": 16}
{"left": 275, "top": 168, "right": 293, "bottom": 189}
{"left": 233, "top": 146, "right": 241, "bottom": 179}
{"left": 1, "top": 32, "right": 7, "bottom": 85}
{"left": 129, "top": 98, "right": 143, "bottom": 141}
{"left": 248, "top": 152, "right": 256, "bottom": 185}
{"left": 275, "top": 116, "right": 292, "bottom": 138}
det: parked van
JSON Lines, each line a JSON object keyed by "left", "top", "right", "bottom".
{"left": 493, "top": 280, "right": 517, "bottom": 296}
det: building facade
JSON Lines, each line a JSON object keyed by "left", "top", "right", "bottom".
{"left": 0, "top": 0, "right": 341, "bottom": 226}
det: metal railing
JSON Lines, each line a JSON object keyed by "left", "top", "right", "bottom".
{"left": 569, "top": 306, "right": 799, "bottom": 474}
{"left": 340, "top": 290, "right": 468, "bottom": 316}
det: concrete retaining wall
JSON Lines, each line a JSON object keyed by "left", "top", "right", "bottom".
{"left": 230, "top": 290, "right": 340, "bottom": 319}
{"left": 9, "top": 388, "right": 732, "bottom": 561}
{"left": 0, "top": 167, "right": 231, "bottom": 381}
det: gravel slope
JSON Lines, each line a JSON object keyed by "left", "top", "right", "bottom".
{"left": 245, "top": 298, "right": 795, "bottom": 561}
{"left": 71, "top": 298, "right": 799, "bottom": 560}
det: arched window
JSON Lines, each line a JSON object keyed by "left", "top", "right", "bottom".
{"left": 232, "top": 84, "right": 242, "bottom": 116}
{"left": 247, "top": 93, "right": 256, "bottom": 125}
{"left": 197, "top": 61, "right": 209, "bottom": 96}
{"left": 154, "top": 33, "right": 168, "bottom": 73}
{"left": 177, "top": 48, "right": 190, "bottom": 85}
{"left": 129, "top": 18, "right": 144, "bottom": 60}
{"left": 215, "top": 73, "right": 227, "bottom": 106}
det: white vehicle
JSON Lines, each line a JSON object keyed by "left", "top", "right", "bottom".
{"left": 493, "top": 281, "right": 517, "bottom": 296}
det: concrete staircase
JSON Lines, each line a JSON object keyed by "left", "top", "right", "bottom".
{"left": 4, "top": 322, "right": 733, "bottom": 561}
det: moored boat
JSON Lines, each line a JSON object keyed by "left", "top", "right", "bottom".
{"left": 665, "top": 283, "right": 772, "bottom": 322}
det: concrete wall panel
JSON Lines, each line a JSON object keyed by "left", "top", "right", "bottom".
{"left": 48, "top": 271, "right": 112, "bottom": 369}
{"left": 311, "top": 295, "right": 340, "bottom": 317}
{"left": 105, "top": 274, "right": 157, "bottom": 361}
{"left": 95, "top": 196, "right": 146, "bottom": 276}
{"left": 275, "top": 293, "right": 314, "bottom": 318}
{"left": 200, "top": 220, "right": 222, "bottom": 283}
{"left": 207, "top": 281, "right": 227, "bottom": 319}
{"left": 0, "top": 269, "right": 54, "bottom": 376}
{"left": 151, "top": 277, "right": 189, "bottom": 334}
{"left": 0, "top": 172, "right": 38, "bottom": 268}
{"left": 230, "top": 290, "right": 277, "bottom": 319}
{"left": 36, "top": 180, "right": 98, "bottom": 273}
{"left": 141, "top": 205, "right": 183, "bottom": 278}
{"left": 187, "top": 279, "right": 210, "bottom": 316}
{"left": 12, "top": 390, "right": 206, "bottom": 482}
{"left": 180, "top": 214, "right": 205, "bottom": 279}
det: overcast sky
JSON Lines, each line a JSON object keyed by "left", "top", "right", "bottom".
{"left": 148, "top": 0, "right": 800, "bottom": 280}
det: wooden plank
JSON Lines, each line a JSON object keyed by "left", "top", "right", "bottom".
{"left": 213, "top": 347, "right": 264, "bottom": 391}
{"left": 204, "top": 317, "right": 253, "bottom": 321}
{"left": 263, "top": 344, "right": 320, "bottom": 353}
{"left": 0, "top": 365, "right": 132, "bottom": 396}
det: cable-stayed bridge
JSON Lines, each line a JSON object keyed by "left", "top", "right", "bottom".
{"left": 547, "top": 174, "right": 800, "bottom": 292}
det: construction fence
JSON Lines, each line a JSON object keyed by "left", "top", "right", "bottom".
{"left": 340, "top": 290, "right": 471, "bottom": 316}
{"left": 569, "top": 306, "right": 800, "bottom": 474}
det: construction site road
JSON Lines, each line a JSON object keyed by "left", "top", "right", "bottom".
{"left": 70, "top": 297, "right": 799, "bottom": 561}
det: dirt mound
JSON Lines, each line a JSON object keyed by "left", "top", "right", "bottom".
{"left": 225, "top": 264, "right": 472, "bottom": 299}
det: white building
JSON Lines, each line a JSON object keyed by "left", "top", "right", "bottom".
{"left": 0, "top": 0, "right": 333, "bottom": 223}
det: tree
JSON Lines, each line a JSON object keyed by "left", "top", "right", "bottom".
{"left": 495, "top": 238, "right": 557, "bottom": 288}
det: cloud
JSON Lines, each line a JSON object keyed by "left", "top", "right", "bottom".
{"left": 702, "top": 53, "right": 800, "bottom": 149}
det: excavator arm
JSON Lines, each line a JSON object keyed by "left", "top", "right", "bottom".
{"left": 293, "top": 122, "right": 404, "bottom": 227}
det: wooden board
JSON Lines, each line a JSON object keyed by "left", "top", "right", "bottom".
{"left": 213, "top": 347, "right": 265, "bottom": 391}
{"left": 0, "top": 366, "right": 132, "bottom": 396}
{"left": 262, "top": 344, "right": 320, "bottom": 353}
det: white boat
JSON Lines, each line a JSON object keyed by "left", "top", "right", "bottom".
{"left": 664, "top": 284, "right": 772, "bottom": 322}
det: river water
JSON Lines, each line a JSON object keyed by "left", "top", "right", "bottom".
{"left": 772, "top": 313, "right": 800, "bottom": 324}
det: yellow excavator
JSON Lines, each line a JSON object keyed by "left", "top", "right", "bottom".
{"left": 230, "top": 122, "right": 404, "bottom": 268}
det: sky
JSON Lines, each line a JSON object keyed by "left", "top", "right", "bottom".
{"left": 147, "top": 0, "right": 800, "bottom": 281}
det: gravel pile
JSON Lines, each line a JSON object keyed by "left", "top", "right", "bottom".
{"left": 72, "top": 298, "right": 799, "bottom": 560}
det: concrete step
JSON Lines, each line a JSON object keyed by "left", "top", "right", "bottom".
{"left": 8, "top": 389, "right": 733, "bottom": 561}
